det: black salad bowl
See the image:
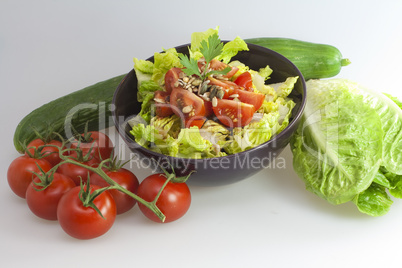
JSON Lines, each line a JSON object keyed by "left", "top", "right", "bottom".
{"left": 112, "top": 42, "right": 306, "bottom": 186}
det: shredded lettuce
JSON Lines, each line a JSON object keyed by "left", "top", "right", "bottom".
{"left": 152, "top": 48, "right": 182, "bottom": 85}
{"left": 217, "top": 36, "right": 249, "bottom": 64}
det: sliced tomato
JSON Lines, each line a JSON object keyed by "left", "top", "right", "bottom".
{"left": 231, "top": 88, "right": 265, "bottom": 111}
{"left": 170, "top": 88, "right": 205, "bottom": 122}
{"left": 208, "top": 59, "right": 238, "bottom": 78}
{"left": 164, "top": 67, "right": 183, "bottom": 94}
{"left": 202, "top": 98, "right": 214, "bottom": 117}
{"left": 208, "top": 77, "right": 238, "bottom": 98}
{"left": 212, "top": 99, "right": 255, "bottom": 128}
{"left": 234, "top": 71, "right": 253, "bottom": 90}
{"left": 184, "top": 116, "right": 207, "bottom": 128}
{"left": 154, "top": 90, "right": 173, "bottom": 117}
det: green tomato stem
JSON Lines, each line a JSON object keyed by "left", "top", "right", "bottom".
{"left": 56, "top": 151, "right": 167, "bottom": 222}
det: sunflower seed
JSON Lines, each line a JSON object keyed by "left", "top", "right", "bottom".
{"left": 192, "top": 79, "right": 202, "bottom": 86}
{"left": 182, "top": 105, "right": 193, "bottom": 114}
{"left": 229, "top": 94, "right": 239, "bottom": 98}
{"left": 212, "top": 97, "right": 218, "bottom": 107}
{"left": 154, "top": 98, "right": 165, "bottom": 103}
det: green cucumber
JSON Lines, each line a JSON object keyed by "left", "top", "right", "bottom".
{"left": 245, "top": 37, "right": 351, "bottom": 80}
{"left": 13, "top": 74, "right": 126, "bottom": 153}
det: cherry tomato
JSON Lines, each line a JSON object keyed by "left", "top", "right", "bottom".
{"left": 137, "top": 173, "right": 191, "bottom": 223}
{"left": 208, "top": 59, "right": 239, "bottom": 78}
{"left": 69, "top": 131, "right": 114, "bottom": 162}
{"left": 58, "top": 157, "right": 98, "bottom": 186}
{"left": 25, "top": 139, "right": 64, "bottom": 166}
{"left": 234, "top": 71, "right": 253, "bottom": 90}
{"left": 26, "top": 173, "right": 76, "bottom": 220}
{"left": 164, "top": 67, "right": 183, "bottom": 94}
{"left": 170, "top": 87, "right": 206, "bottom": 121}
{"left": 154, "top": 90, "right": 174, "bottom": 117}
{"left": 212, "top": 99, "right": 255, "bottom": 127}
{"left": 7, "top": 155, "right": 52, "bottom": 199}
{"left": 232, "top": 88, "right": 265, "bottom": 111}
{"left": 57, "top": 185, "right": 116, "bottom": 240}
{"left": 90, "top": 168, "right": 139, "bottom": 215}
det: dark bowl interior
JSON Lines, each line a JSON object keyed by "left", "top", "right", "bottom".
{"left": 112, "top": 42, "right": 306, "bottom": 186}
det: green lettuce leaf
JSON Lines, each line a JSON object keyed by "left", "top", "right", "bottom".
{"left": 217, "top": 36, "right": 249, "bottom": 64}
{"left": 152, "top": 48, "right": 182, "bottom": 85}
{"left": 137, "top": 80, "right": 161, "bottom": 102}
{"left": 353, "top": 183, "right": 393, "bottom": 217}
{"left": 290, "top": 79, "right": 384, "bottom": 205}
{"left": 225, "top": 112, "right": 278, "bottom": 154}
{"left": 354, "top": 85, "right": 402, "bottom": 175}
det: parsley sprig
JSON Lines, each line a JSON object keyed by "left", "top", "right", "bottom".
{"left": 179, "top": 33, "right": 231, "bottom": 80}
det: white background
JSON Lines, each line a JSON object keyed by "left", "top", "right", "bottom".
{"left": 1, "top": 0, "right": 402, "bottom": 267}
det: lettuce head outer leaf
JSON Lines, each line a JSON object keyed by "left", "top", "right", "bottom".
{"left": 354, "top": 84, "right": 402, "bottom": 175}
{"left": 290, "top": 79, "right": 384, "bottom": 205}
{"left": 352, "top": 183, "right": 393, "bottom": 217}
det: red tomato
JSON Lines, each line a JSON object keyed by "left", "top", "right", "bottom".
{"left": 90, "top": 168, "right": 139, "bottom": 215}
{"left": 154, "top": 90, "right": 174, "bottom": 117}
{"left": 232, "top": 88, "right": 265, "bottom": 111}
{"left": 234, "top": 71, "right": 253, "bottom": 90}
{"left": 164, "top": 67, "right": 183, "bottom": 94}
{"left": 25, "top": 139, "right": 64, "bottom": 166}
{"left": 57, "top": 185, "right": 116, "bottom": 240}
{"left": 184, "top": 116, "right": 207, "bottom": 129}
{"left": 7, "top": 155, "right": 52, "bottom": 199}
{"left": 170, "top": 88, "right": 206, "bottom": 121}
{"left": 58, "top": 157, "right": 98, "bottom": 186}
{"left": 137, "top": 174, "right": 191, "bottom": 223}
{"left": 212, "top": 99, "right": 255, "bottom": 127}
{"left": 26, "top": 173, "right": 76, "bottom": 220}
{"left": 202, "top": 98, "right": 214, "bottom": 117}
{"left": 70, "top": 131, "right": 114, "bottom": 162}
{"left": 208, "top": 59, "right": 239, "bottom": 78}
{"left": 208, "top": 77, "right": 238, "bottom": 98}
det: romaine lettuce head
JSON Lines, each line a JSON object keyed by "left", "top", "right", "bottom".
{"left": 290, "top": 79, "right": 384, "bottom": 205}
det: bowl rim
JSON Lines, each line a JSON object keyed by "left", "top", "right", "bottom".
{"left": 112, "top": 42, "right": 307, "bottom": 163}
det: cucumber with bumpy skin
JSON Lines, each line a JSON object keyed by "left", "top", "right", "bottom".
{"left": 245, "top": 37, "right": 351, "bottom": 80}
{"left": 13, "top": 74, "right": 126, "bottom": 153}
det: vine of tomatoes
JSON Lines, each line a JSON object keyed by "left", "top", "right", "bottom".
{"left": 7, "top": 130, "right": 192, "bottom": 240}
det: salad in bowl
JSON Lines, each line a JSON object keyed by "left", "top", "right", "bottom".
{"left": 128, "top": 28, "right": 298, "bottom": 159}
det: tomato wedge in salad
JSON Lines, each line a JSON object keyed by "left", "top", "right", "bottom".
{"left": 231, "top": 88, "right": 265, "bottom": 111}
{"left": 212, "top": 99, "right": 255, "bottom": 127}
{"left": 154, "top": 90, "right": 174, "bottom": 117}
{"left": 170, "top": 88, "right": 206, "bottom": 121}
{"left": 208, "top": 59, "right": 238, "bottom": 78}
{"left": 164, "top": 67, "right": 183, "bottom": 94}
{"left": 234, "top": 71, "right": 253, "bottom": 90}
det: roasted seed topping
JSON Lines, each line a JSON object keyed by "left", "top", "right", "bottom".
{"left": 154, "top": 98, "right": 165, "bottom": 103}
{"left": 212, "top": 97, "right": 218, "bottom": 107}
{"left": 182, "top": 105, "right": 193, "bottom": 114}
{"left": 216, "top": 89, "right": 225, "bottom": 99}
